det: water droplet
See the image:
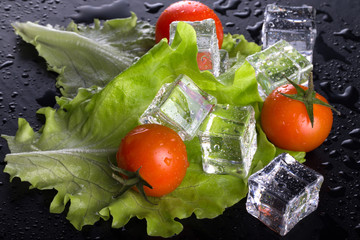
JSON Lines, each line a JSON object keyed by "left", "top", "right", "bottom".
{"left": 71, "top": 0, "right": 131, "bottom": 23}
{"left": 254, "top": 9, "right": 263, "bottom": 17}
{"left": 321, "top": 161, "right": 333, "bottom": 169}
{"left": 342, "top": 155, "right": 360, "bottom": 170}
{"left": 144, "top": 2, "right": 164, "bottom": 14}
{"left": 329, "top": 149, "right": 340, "bottom": 157}
{"left": 341, "top": 139, "right": 360, "bottom": 150}
{"left": 254, "top": 1, "right": 261, "bottom": 7}
{"left": 9, "top": 102, "right": 16, "bottom": 112}
{"left": 277, "top": 182, "right": 286, "bottom": 189}
{"left": 246, "top": 21, "right": 263, "bottom": 43}
{"left": 225, "top": 22, "right": 235, "bottom": 27}
{"left": 233, "top": 8, "right": 251, "bottom": 18}
{"left": 4, "top": 5, "right": 12, "bottom": 11}
{"left": 11, "top": 92, "right": 18, "bottom": 98}
{"left": 6, "top": 54, "right": 15, "bottom": 59}
{"left": 319, "top": 81, "right": 359, "bottom": 111}
{"left": 349, "top": 128, "right": 360, "bottom": 138}
{"left": 164, "top": 158, "right": 171, "bottom": 166}
{"left": 213, "top": 0, "right": 242, "bottom": 15}
{"left": 213, "top": 144, "right": 221, "bottom": 151}
{"left": 338, "top": 171, "right": 354, "bottom": 181}
{"left": 354, "top": 223, "right": 360, "bottom": 236}
{"left": 0, "top": 60, "right": 14, "bottom": 70}
{"left": 333, "top": 28, "right": 360, "bottom": 42}
{"left": 317, "top": 9, "right": 333, "bottom": 23}
{"left": 328, "top": 185, "right": 346, "bottom": 197}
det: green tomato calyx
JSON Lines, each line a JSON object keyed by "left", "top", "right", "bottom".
{"left": 280, "top": 74, "right": 340, "bottom": 127}
{"left": 109, "top": 159, "right": 156, "bottom": 205}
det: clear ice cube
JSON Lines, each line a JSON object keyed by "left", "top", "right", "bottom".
{"left": 198, "top": 104, "right": 257, "bottom": 177}
{"left": 246, "top": 153, "right": 324, "bottom": 236}
{"left": 262, "top": 4, "right": 317, "bottom": 62}
{"left": 246, "top": 40, "right": 312, "bottom": 97}
{"left": 139, "top": 74, "right": 217, "bottom": 141}
{"left": 219, "top": 49, "right": 230, "bottom": 74}
{"left": 169, "top": 19, "right": 221, "bottom": 76}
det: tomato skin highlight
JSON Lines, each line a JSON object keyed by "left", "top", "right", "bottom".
{"left": 155, "top": 1, "right": 224, "bottom": 48}
{"left": 116, "top": 124, "right": 189, "bottom": 197}
{"left": 261, "top": 84, "right": 333, "bottom": 152}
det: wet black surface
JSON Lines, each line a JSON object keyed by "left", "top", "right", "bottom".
{"left": 0, "top": 0, "right": 360, "bottom": 239}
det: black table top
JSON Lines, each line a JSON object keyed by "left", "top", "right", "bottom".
{"left": 1, "top": 0, "right": 359, "bottom": 239}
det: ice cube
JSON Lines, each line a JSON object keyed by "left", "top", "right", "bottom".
{"left": 219, "top": 49, "right": 230, "bottom": 74}
{"left": 262, "top": 4, "right": 317, "bottom": 62}
{"left": 139, "top": 74, "right": 217, "bottom": 141}
{"left": 246, "top": 40, "right": 312, "bottom": 97}
{"left": 198, "top": 104, "right": 257, "bottom": 177}
{"left": 246, "top": 153, "right": 324, "bottom": 236}
{"left": 169, "top": 19, "right": 221, "bottom": 76}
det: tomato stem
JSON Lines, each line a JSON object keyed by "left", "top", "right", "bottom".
{"left": 108, "top": 159, "right": 156, "bottom": 205}
{"left": 279, "top": 73, "right": 340, "bottom": 127}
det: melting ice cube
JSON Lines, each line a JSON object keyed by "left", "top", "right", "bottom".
{"left": 246, "top": 153, "right": 323, "bottom": 236}
{"left": 246, "top": 40, "right": 312, "bottom": 97}
{"left": 139, "top": 74, "right": 217, "bottom": 141}
{"left": 198, "top": 104, "right": 257, "bottom": 177}
{"left": 262, "top": 4, "right": 317, "bottom": 62}
{"left": 169, "top": 19, "right": 221, "bottom": 76}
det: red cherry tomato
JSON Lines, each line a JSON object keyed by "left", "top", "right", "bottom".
{"left": 261, "top": 84, "right": 333, "bottom": 152}
{"left": 116, "top": 124, "right": 189, "bottom": 197}
{"left": 155, "top": 1, "right": 224, "bottom": 48}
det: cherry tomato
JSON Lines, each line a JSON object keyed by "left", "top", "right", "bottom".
{"left": 116, "top": 124, "right": 189, "bottom": 197}
{"left": 155, "top": 1, "right": 224, "bottom": 48}
{"left": 261, "top": 84, "right": 333, "bottom": 152}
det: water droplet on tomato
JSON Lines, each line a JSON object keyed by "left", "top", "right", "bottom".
{"left": 164, "top": 158, "right": 171, "bottom": 166}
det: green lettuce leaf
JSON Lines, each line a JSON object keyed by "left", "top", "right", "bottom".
{"left": 3, "top": 21, "right": 304, "bottom": 237}
{"left": 12, "top": 13, "right": 155, "bottom": 98}
{"left": 218, "top": 33, "right": 262, "bottom": 86}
